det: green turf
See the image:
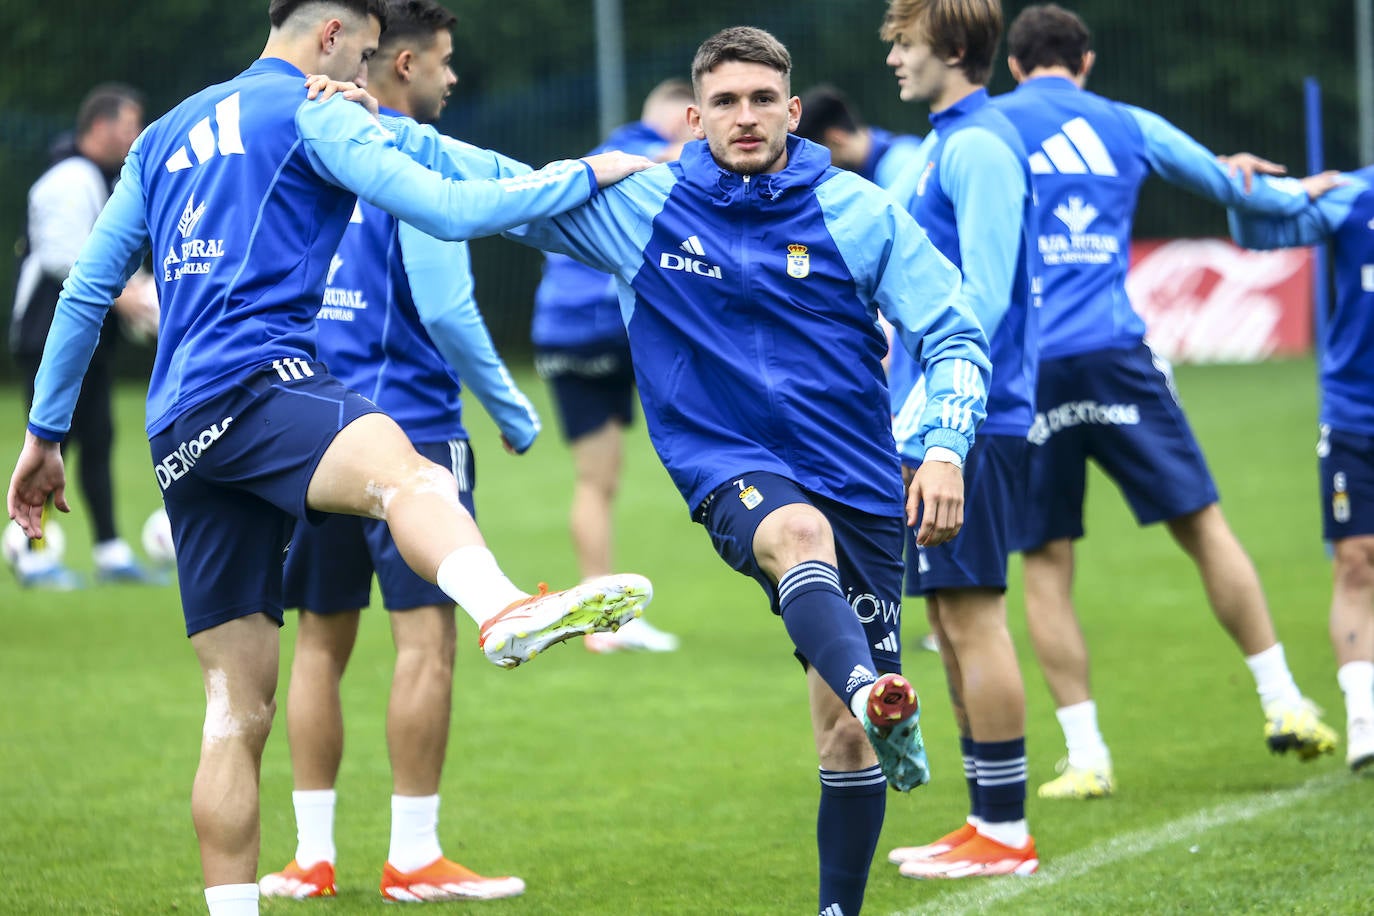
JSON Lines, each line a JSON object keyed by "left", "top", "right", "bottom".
{"left": 1, "top": 358, "right": 1369, "bottom": 915}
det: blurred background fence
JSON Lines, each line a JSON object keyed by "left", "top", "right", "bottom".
{"left": 0, "top": 0, "right": 1364, "bottom": 379}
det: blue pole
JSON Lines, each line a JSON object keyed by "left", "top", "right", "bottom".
{"left": 1304, "top": 76, "right": 1329, "bottom": 366}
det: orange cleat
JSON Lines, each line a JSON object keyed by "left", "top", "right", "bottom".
{"left": 380, "top": 857, "right": 525, "bottom": 902}
{"left": 887, "top": 821, "right": 979, "bottom": 865}
{"left": 898, "top": 832, "right": 1039, "bottom": 879}
{"left": 259, "top": 859, "right": 337, "bottom": 898}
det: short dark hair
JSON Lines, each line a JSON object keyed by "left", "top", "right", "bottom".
{"left": 881, "top": 0, "right": 1003, "bottom": 86}
{"left": 376, "top": 0, "right": 456, "bottom": 55}
{"left": 268, "top": 0, "right": 388, "bottom": 30}
{"left": 796, "top": 85, "right": 862, "bottom": 142}
{"left": 1007, "top": 3, "right": 1091, "bottom": 75}
{"left": 691, "top": 27, "right": 791, "bottom": 96}
{"left": 76, "top": 83, "right": 144, "bottom": 138}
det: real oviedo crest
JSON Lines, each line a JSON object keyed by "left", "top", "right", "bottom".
{"left": 786, "top": 243, "right": 810, "bottom": 279}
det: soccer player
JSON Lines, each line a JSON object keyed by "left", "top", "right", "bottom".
{"left": 9, "top": 83, "right": 162, "bottom": 588}
{"left": 1229, "top": 169, "right": 1374, "bottom": 774}
{"left": 795, "top": 83, "right": 923, "bottom": 190}
{"left": 531, "top": 78, "right": 694, "bottom": 654}
{"left": 5, "top": 3, "right": 654, "bottom": 915}
{"left": 879, "top": 0, "right": 1042, "bottom": 879}
{"left": 497, "top": 26, "right": 989, "bottom": 915}
{"left": 257, "top": 1, "right": 530, "bottom": 902}
{"left": 994, "top": 2, "right": 1336, "bottom": 800}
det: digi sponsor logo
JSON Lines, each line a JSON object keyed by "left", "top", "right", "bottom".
{"left": 155, "top": 416, "right": 234, "bottom": 490}
{"left": 1028, "top": 400, "right": 1141, "bottom": 445}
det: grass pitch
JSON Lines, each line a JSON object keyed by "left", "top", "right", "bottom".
{"left": 1, "top": 358, "right": 1370, "bottom": 915}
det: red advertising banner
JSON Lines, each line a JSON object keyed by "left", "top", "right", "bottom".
{"left": 1126, "top": 238, "right": 1314, "bottom": 363}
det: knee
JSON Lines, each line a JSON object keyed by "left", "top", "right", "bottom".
{"left": 1333, "top": 538, "right": 1374, "bottom": 593}
{"left": 774, "top": 511, "right": 830, "bottom": 555}
{"left": 202, "top": 675, "right": 275, "bottom": 754}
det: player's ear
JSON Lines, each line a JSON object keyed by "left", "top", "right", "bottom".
{"left": 395, "top": 48, "right": 414, "bottom": 81}
{"left": 321, "top": 18, "right": 344, "bottom": 53}
{"left": 687, "top": 105, "right": 706, "bottom": 140}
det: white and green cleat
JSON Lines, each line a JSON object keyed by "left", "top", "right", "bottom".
{"left": 478, "top": 573, "right": 652, "bottom": 669}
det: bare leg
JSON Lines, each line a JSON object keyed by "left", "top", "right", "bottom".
{"left": 1331, "top": 537, "right": 1374, "bottom": 667}
{"left": 1166, "top": 504, "right": 1277, "bottom": 655}
{"left": 568, "top": 421, "right": 623, "bottom": 580}
{"left": 930, "top": 588, "right": 1026, "bottom": 741}
{"left": 190, "top": 614, "right": 280, "bottom": 888}
{"left": 287, "top": 611, "right": 360, "bottom": 791}
{"left": 1022, "top": 538, "right": 1092, "bottom": 708}
{"left": 388, "top": 605, "right": 457, "bottom": 796}
{"left": 925, "top": 596, "right": 970, "bottom": 737}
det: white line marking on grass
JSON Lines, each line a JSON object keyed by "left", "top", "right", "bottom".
{"left": 887, "top": 773, "right": 1345, "bottom": 916}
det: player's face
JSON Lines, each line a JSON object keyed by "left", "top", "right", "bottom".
{"left": 687, "top": 61, "right": 800, "bottom": 176}
{"left": 327, "top": 14, "right": 382, "bottom": 84}
{"left": 108, "top": 103, "right": 143, "bottom": 161}
{"left": 886, "top": 25, "right": 948, "bottom": 105}
{"left": 410, "top": 30, "right": 458, "bottom": 125}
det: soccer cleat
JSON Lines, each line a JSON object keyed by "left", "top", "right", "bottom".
{"left": 898, "top": 832, "right": 1039, "bottom": 879}
{"left": 888, "top": 822, "right": 978, "bottom": 865}
{"left": 16, "top": 564, "right": 84, "bottom": 591}
{"left": 95, "top": 560, "right": 169, "bottom": 586}
{"left": 861, "top": 673, "right": 930, "bottom": 792}
{"left": 380, "top": 857, "right": 525, "bottom": 902}
{"left": 584, "top": 616, "right": 680, "bottom": 653}
{"left": 478, "top": 573, "right": 652, "bottom": 669}
{"left": 1264, "top": 698, "right": 1338, "bottom": 761}
{"left": 1037, "top": 758, "right": 1115, "bottom": 800}
{"left": 259, "top": 859, "right": 337, "bottom": 898}
{"left": 1347, "top": 717, "right": 1374, "bottom": 774}
{"left": 917, "top": 631, "right": 940, "bottom": 653}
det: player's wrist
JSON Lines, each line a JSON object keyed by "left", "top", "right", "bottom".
{"left": 922, "top": 445, "right": 963, "bottom": 469}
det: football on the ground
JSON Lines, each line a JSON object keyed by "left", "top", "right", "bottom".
{"left": 141, "top": 508, "right": 176, "bottom": 565}
{"left": 3, "top": 518, "right": 67, "bottom": 569}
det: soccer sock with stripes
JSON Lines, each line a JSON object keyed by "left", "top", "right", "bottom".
{"left": 1338, "top": 661, "right": 1374, "bottom": 722}
{"left": 292, "top": 788, "right": 337, "bottom": 867}
{"left": 961, "top": 735, "right": 983, "bottom": 821}
{"left": 973, "top": 737, "right": 1029, "bottom": 848}
{"left": 817, "top": 766, "right": 886, "bottom": 916}
{"left": 435, "top": 545, "right": 529, "bottom": 625}
{"left": 389, "top": 794, "right": 444, "bottom": 872}
{"left": 204, "top": 884, "right": 259, "bottom": 916}
{"left": 778, "top": 561, "right": 876, "bottom": 711}
{"left": 1245, "top": 642, "right": 1304, "bottom": 709}
{"left": 1056, "top": 700, "right": 1111, "bottom": 769}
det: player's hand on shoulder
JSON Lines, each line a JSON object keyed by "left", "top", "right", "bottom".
{"left": 303, "top": 74, "right": 380, "bottom": 119}
{"left": 582, "top": 150, "right": 656, "bottom": 188}
{"left": 907, "top": 458, "right": 964, "bottom": 547}
{"left": 1300, "top": 170, "right": 1345, "bottom": 201}
{"left": 1217, "top": 151, "right": 1286, "bottom": 194}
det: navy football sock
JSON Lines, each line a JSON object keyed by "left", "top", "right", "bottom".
{"left": 779, "top": 561, "right": 876, "bottom": 709}
{"left": 818, "top": 766, "right": 885, "bottom": 916}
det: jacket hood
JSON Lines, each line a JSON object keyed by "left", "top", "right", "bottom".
{"left": 676, "top": 134, "right": 834, "bottom": 206}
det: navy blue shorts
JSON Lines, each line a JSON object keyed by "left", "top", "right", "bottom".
{"left": 695, "top": 471, "right": 904, "bottom": 672}
{"left": 149, "top": 362, "right": 382, "bottom": 637}
{"left": 283, "top": 438, "right": 476, "bottom": 614}
{"left": 534, "top": 342, "right": 636, "bottom": 442}
{"left": 905, "top": 434, "right": 1029, "bottom": 595}
{"left": 1319, "top": 425, "right": 1374, "bottom": 541}
{"left": 1021, "top": 344, "right": 1217, "bottom": 549}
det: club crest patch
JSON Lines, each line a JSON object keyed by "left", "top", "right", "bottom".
{"left": 786, "top": 243, "right": 810, "bottom": 279}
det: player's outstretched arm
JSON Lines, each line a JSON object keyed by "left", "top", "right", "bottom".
{"left": 580, "top": 150, "right": 656, "bottom": 188}
{"left": 7, "top": 434, "right": 67, "bottom": 539}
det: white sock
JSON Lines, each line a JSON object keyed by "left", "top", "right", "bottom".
{"left": 435, "top": 546, "right": 528, "bottom": 625}
{"left": 292, "top": 789, "right": 337, "bottom": 868}
{"left": 1337, "top": 661, "right": 1374, "bottom": 722}
{"left": 1245, "top": 643, "right": 1303, "bottom": 709}
{"left": 204, "top": 883, "right": 259, "bottom": 916}
{"left": 1056, "top": 701, "right": 1110, "bottom": 769}
{"left": 389, "top": 794, "right": 443, "bottom": 873}
{"left": 978, "top": 818, "right": 1029, "bottom": 849}
{"left": 849, "top": 684, "right": 873, "bottom": 720}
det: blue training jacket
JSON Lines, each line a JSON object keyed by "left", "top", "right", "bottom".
{"left": 994, "top": 76, "right": 1312, "bottom": 362}
{"left": 1230, "top": 167, "right": 1374, "bottom": 436}
{"left": 885, "top": 88, "right": 1039, "bottom": 452}
{"left": 865, "top": 126, "right": 924, "bottom": 191}
{"left": 531, "top": 121, "right": 674, "bottom": 350}
{"left": 320, "top": 107, "right": 539, "bottom": 452}
{"left": 506, "top": 135, "right": 990, "bottom": 518}
{"left": 29, "top": 57, "right": 596, "bottom": 441}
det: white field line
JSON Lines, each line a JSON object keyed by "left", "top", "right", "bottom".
{"left": 886, "top": 772, "right": 1345, "bottom": 916}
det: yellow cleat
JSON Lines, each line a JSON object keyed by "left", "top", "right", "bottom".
{"left": 1037, "top": 759, "right": 1114, "bottom": 800}
{"left": 1264, "top": 699, "right": 1339, "bottom": 761}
